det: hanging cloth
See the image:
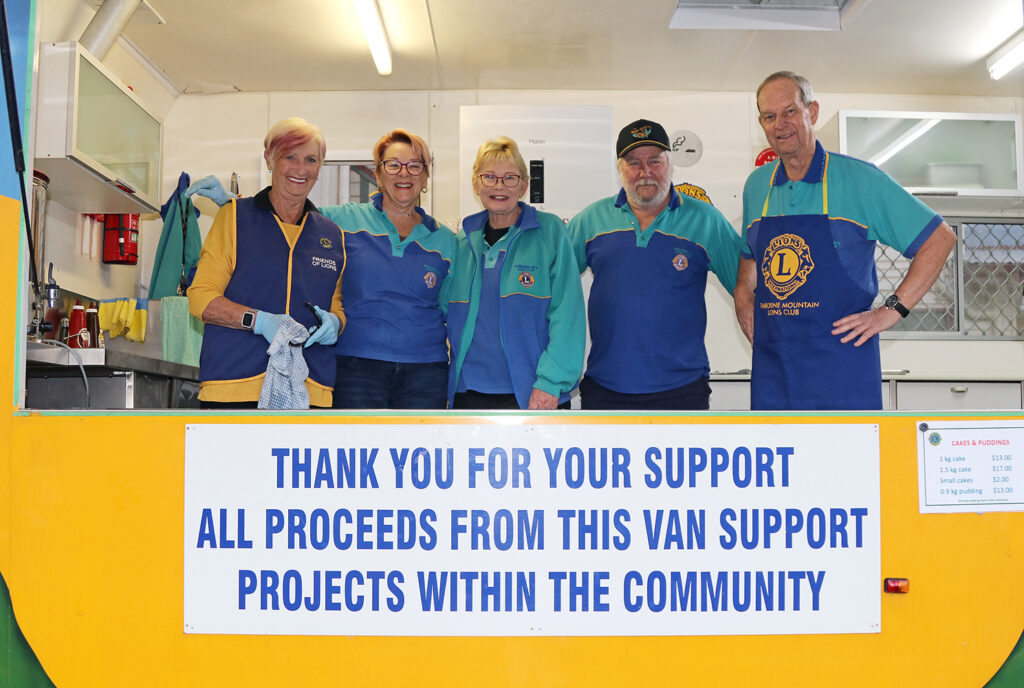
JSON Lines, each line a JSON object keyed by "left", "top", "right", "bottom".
{"left": 149, "top": 172, "right": 203, "bottom": 300}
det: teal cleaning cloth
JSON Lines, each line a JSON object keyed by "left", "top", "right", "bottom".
{"left": 161, "top": 295, "right": 203, "bottom": 367}
{"left": 149, "top": 172, "right": 202, "bottom": 300}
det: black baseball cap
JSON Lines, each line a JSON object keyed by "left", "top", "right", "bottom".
{"left": 616, "top": 119, "right": 670, "bottom": 158}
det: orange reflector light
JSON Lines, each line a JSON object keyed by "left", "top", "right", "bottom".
{"left": 883, "top": 577, "right": 910, "bottom": 593}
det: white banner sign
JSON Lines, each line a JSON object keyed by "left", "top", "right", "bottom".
{"left": 184, "top": 423, "right": 880, "bottom": 636}
{"left": 917, "top": 420, "right": 1024, "bottom": 513}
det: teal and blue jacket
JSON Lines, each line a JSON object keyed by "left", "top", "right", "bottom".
{"left": 447, "top": 203, "right": 585, "bottom": 408}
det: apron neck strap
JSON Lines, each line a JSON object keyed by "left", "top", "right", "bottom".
{"left": 762, "top": 153, "right": 830, "bottom": 216}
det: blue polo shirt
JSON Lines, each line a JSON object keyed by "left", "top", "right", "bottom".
{"left": 568, "top": 186, "right": 743, "bottom": 394}
{"left": 321, "top": 195, "right": 456, "bottom": 364}
{"left": 742, "top": 141, "right": 944, "bottom": 293}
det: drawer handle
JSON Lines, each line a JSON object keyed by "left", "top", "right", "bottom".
{"left": 950, "top": 386, "right": 968, "bottom": 393}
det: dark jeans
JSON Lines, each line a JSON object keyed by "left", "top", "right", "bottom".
{"left": 579, "top": 375, "right": 711, "bottom": 410}
{"left": 199, "top": 400, "right": 259, "bottom": 409}
{"left": 453, "top": 389, "right": 571, "bottom": 410}
{"left": 333, "top": 355, "right": 448, "bottom": 409}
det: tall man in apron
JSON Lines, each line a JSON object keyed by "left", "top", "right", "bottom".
{"left": 734, "top": 72, "right": 956, "bottom": 410}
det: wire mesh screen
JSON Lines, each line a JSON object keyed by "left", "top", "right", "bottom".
{"left": 873, "top": 229, "right": 959, "bottom": 333}
{"left": 961, "top": 223, "right": 1024, "bottom": 336}
{"left": 873, "top": 222, "right": 1024, "bottom": 337}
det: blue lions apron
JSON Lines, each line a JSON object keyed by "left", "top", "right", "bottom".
{"left": 750, "top": 157, "right": 881, "bottom": 410}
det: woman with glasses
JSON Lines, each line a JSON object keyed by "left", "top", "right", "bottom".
{"left": 187, "top": 128, "right": 455, "bottom": 409}
{"left": 320, "top": 128, "right": 456, "bottom": 408}
{"left": 446, "top": 136, "right": 585, "bottom": 410}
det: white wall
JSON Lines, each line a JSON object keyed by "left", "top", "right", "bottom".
{"left": 30, "top": 0, "right": 1024, "bottom": 380}
{"left": 161, "top": 87, "right": 1024, "bottom": 380}
{"left": 162, "top": 88, "right": 760, "bottom": 373}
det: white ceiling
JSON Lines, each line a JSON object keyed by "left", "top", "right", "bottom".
{"left": 118, "top": 0, "right": 1024, "bottom": 97}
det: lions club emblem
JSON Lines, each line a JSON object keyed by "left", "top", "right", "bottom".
{"left": 672, "top": 253, "right": 688, "bottom": 271}
{"left": 761, "top": 233, "right": 814, "bottom": 300}
{"left": 319, "top": 237, "right": 333, "bottom": 249}
{"left": 518, "top": 271, "right": 535, "bottom": 288}
{"left": 424, "top": 271, "right": 436, "bottom": 289}
{"left": 674, "top": 183, "right": 712, "bottom": 206}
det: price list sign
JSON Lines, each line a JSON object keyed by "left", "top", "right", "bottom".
{"left": 917, "top": 420, "right": 1024, "bottom": 514}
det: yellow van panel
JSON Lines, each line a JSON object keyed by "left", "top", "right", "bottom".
{"left": 1, "top": 195, "right": 1021, "bottom": 686}
{"left": 0, "top": 414, "right": 1020, "bottom": 687}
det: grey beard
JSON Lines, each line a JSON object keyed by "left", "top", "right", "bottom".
{"left": 624, "top": 180, "right": 670, "bottom": 210}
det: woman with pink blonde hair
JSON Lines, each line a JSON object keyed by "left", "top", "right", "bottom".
{"left": 188, "top": 117, "right": 345, "bottom": 408}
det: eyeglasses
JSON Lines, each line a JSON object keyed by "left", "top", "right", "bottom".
{"left": 478, "top": 173, "right": 522, "bottom": 188}
{"left": 379, "top": 159, "right": 426, "bottom": 176}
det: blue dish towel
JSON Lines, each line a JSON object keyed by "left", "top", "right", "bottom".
{"left": 258, "top": 317, "right": 311, "bottom": 410}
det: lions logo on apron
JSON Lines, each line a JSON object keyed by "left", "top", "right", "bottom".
{"left": 761, "top": 233, "right": 814, "bottom": 300}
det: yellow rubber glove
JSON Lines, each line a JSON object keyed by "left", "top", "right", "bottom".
{"left": 98, "top": 300, "right": 116, "bottom": 331}
{"left": 123, "top": 299, "right": 137, "bottom": 332}
{"left": 108, "top": 299, "right": 127, "bottom": 338}
{"left": 126, "top": 305, "right": 147, "bottom": 343}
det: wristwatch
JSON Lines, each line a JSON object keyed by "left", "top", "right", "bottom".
{"left": 241, "top": 310, "right": 256, "bottom": 330}
{"left": 884, "top": 294, "right": 910, "bottom": 318}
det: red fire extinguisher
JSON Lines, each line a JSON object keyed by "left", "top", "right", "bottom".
{"left": 103, "top": 213, "right": 139, "bottom": 265}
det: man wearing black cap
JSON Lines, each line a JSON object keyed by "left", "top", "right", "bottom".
{"left": 567, "top": 118, "right": 744, "bottom": 410}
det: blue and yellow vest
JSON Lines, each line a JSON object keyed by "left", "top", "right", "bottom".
{"left": 199, "top": 189, "right": 346, "bottom": 400}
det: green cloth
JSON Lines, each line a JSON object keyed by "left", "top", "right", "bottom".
{"left": 149, "top": 174, "right": 202, "bottom": 300}
{"left": 0, "top": 570, "right": 56, "bottom": 687}
{"left": 161, "top": 295, "right": 203, "bottom": 367}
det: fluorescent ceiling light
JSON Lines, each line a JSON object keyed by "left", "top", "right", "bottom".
{"left": 353, "top": 0, "right": 392, "bottom": 76}
{"left": 668, "top": 0, "right": 870, "bottom": 32}
{"left": 987, "top": 29, "right": 1024, "bottom": 80}
{"left": 869, "top": 119, "right": 940, "bottom": 167}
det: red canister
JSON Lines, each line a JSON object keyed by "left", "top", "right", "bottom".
{"left": 43, "top": 302, "right": 62, "bottom": 340}
{"left": 68, "top": 300, "right": 89, "bottom": 348}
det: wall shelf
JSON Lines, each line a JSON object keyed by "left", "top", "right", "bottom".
{"left": 34, "top": 42, "right": 163, "bottom": 213}
{"left": 839, "top": 110, "right": 1023, "bottom": 199}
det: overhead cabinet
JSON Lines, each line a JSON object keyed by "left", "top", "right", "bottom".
{"left": 839, "top": 111, "right": 1023, "bottom": 198}
{"left": 35, "top": 42, "right": 162, "bottom": 213}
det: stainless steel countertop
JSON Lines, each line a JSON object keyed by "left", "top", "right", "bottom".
{"left": 26, "top": 341, "right": 199, "bottom": 381}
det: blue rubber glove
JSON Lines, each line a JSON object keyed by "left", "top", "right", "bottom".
{"left": 185, "top": 175, "right": 236, "bottom": 206}
{"left": 253, "top": 311, "right": 286, "bottom": 344}
{"left": 303, "top": 306, "right": 340, "bottom": 348}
